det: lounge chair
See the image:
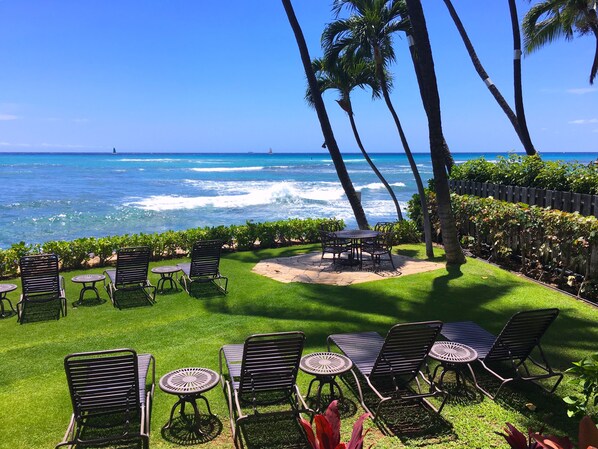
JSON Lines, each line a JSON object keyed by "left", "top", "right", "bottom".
{"left": 440, "top": 308, "right": 563, "bottom": 399}
{"left": 104, "top": 246, "right": 156, "bottom": 308}
{"left": 219, "top": 331, "right": 311, "bottom": 449}
{"left": 177, "top": 240, "right": 228, "bottom": 294}
{"left": 17, "top": 253, "right": 67, "bottom": 323}
{"left": 327, "top": 321, "right": 446, "bottom": 427}
{"left": 56, "top": 348, "right": 155, "bottom": 449}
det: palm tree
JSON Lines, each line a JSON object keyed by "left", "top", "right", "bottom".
{"left": 281, "top": 0, "right": 369, "bottom": 229}
{"left": 323, "top": 0, "right": 434, "bottom": 258}
{"left": 442, "top": 0, "right": 538, "bottom": 155}
{"left": 307, "top": 55, "right": 404, "bottom": 221}
{"left": 523, "top": 0, "right": 598, "bottom": 84}
{"left": 404, "top": 0, "right": 465, "bottom": 265}
{"left": 508, "top": 0, "right": 536, "bottom": 153}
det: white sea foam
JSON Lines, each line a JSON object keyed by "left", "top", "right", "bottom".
{"left": 358, "top": 182, "right": 406, "bottom": 190}
{"left": 125, "top": 182, "right": 346, "bottom": 211}
{"left": 117, "top": 158, "right": 178, "bottom": 162}
{"left": 190, "top": 166, "right": 264, "bottom": 172}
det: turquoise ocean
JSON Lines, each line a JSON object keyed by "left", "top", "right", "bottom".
{"left": 0, "top": 152, "right": 595, "bottom": 249}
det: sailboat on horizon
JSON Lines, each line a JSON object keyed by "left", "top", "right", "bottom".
{"left": 268, "top": 147, "right": 273, "bottom": 155}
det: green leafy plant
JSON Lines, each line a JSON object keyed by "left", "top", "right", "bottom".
{"left": 499, "top": 415, "right": 598, "bottom": 449}
{"left": 299, "top": 400, "right": 371, "bottom": 449}
{"left": 564, "top": 353, "right": 598, "bottom": 419}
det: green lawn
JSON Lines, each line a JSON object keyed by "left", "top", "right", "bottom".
{"left": 0, "top": 244, "right": 596, "bottom": 449}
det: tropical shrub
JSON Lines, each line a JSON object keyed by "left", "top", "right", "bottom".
{"left": 0, "top": 218, "right": 344, "bottom": 277}
{"left": 499, "top": 415, "right": 598, "bottom": 449}
{"left": 450, "top": 155, "right": 598, "bottom": 194}
{"left": 299, "top": 400, "right": 371, "bottom": 449}
{"left": 564, "top": 353, "right": 598, "bottom": 419}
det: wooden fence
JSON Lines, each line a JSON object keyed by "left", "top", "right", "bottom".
{"left": 449, "top": 180, "right": 598, "bottom": 217}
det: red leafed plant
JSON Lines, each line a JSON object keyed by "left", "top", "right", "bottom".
{"left": 499, "top": 416, "right": 598, "bottom": 449}
{"left": 299, "top": 400, "right": 372, "bottom": 449}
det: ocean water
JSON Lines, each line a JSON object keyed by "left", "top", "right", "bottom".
{"left": 0, "top": 152, "right": 595, "bottom": 248}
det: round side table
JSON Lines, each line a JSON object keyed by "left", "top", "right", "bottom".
{"left": 151, "top": 266, "right": 181, "bottom": 293}
{"left": 159, "top": 367, "right": 220, "bottom": 438}
{"left": 300, "top": 352, "right": 353, "bottom": 413}
{"left": 429, "top": 341, "right": 479, "bottom": 397}
{"left": 0, "top": 283, "right": 17, "bottom": 318}
{"left": 71, "top": 274, "right": 105, "bottom": 306}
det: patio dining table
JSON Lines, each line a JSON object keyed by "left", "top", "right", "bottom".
{"left": 333, "top": 229, "right": 379, "bottom": 268}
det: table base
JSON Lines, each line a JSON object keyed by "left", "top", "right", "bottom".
{"left": 0, "top": 295, "right": 16, "bottom": 318}
{"left": 163, "top": 393, "right": 214, "bottom": 438}
{"left": 432, "top": 362, "right": 479, "bottom": 399}
{"left": 306, "top": 375, "right": 346, "bottom": 413}
{"left": 156, "top": 274, "right": 179, "bottom": 293}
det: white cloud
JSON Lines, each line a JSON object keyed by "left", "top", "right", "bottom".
{"left": 0, "top": 114, "right": 19, "bottom": 121}
{"left": 569, "top": 118, "right": 598, "bottom": 125}
{"left": 0, "top": 141, "right": 31, "bottom": 147}
{"left": 71, "top": 118, "right": 90, "bottom": 123}
{"left": 40, "top": 142, "right": 90, "bottom": 149}
{"left": 566, "top": 87, "right": 597, "bottom": 95}
{"left": 593, "top": 129, "right": 598, "bottom": 133}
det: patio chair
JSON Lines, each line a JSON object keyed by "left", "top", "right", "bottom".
{"left": 177, "top": 240, "right": 228, "bottom": 294}
{"left": 327, "top": 321, "right": 446, "bottom": 427}
{"left": 56, "top": 348, "right": 155, "bottom": 449}
{"left": 362, "top": 230, "right": 396, "bottom": 270}
{"left": 104, "top": 246, "right": 156, "bottom": 308}
{"left": 219, "top": 331, "right": 311, "bottom": 449}
{"left": 17, "top": 253, "right": 67, "bottom": 323}
{"left": 319, "top": 230, "right": 351, "bottom": 266}
{"left": 440, "top": 308, "right": 563, "bottom": 399}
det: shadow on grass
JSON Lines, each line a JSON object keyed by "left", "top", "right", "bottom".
{"left": 339, "top": 371, "right": 455, "bottom": 445}
{"left": 113, "top": 290, "right": 154, "bottom": 309}
{"left": 186, "top": 281, "right": 227, "bottom": 299}
{"left": 161, "top": 413, "right": 223, "bottom": 446}
{"left": 18, "top": 298, "right": 63, "bottom": 324}
{"left": 237, "top": 414, "right": 311, "bottom": 449}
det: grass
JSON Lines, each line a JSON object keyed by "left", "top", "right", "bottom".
{"left": 0, "top": 243, "right": 596, "bottom": 448}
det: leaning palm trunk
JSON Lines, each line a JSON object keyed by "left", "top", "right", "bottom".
{"left": 405, "top": 0, "right": 465, "bottom": 265}
{"left": 508, "top": 0, "right": 536, "bottom": 154}
{"left": 406, "top": 34, "right": 455, "bottom": 173}
{"left": 281, "top": 0, "right": 369, "bottom": 229}
{"left": 375, "top": 51, "right": 433, "bottom": 258}
{"left": 342, "top": 98, "right": 403, "bottom": 221}
{"left": 442, "top": 0, "right": 537, "bottom": 156}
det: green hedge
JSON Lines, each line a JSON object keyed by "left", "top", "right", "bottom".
{"left": 0, "top": 218, "right": 341, "bottom": 278}
{"left": 410, "top": 191, "right": 598, "bottom": 300}
{"left": 450, "top": 154, "right": 598, "bottom": 194}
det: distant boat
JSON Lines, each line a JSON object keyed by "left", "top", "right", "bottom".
{"left": 268, "top": 148, "right": 273, "bottom": 155}
{"left": 112, "top": 147, "right": 117, "bottom": 154}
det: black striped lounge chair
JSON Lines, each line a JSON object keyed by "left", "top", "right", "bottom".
{"left": 219, "top": 331, "right": 310, "bottom": 449}
{"left": 327, "top": 321, "right": 446, "bottom": 429}
{"left": 56, "top": 348, "right": 155, "bottom": 449}
{"left": 17, "top": 253, "right": 67, "bottom": 323}
{"left": 441, "top": 308, "right": 563, "bottom": 399}
{"left": 178, "top": 240, "right": 228, "bottom": 294}
{"left": 104, "top": 246, "right": 156, "bottom": 308}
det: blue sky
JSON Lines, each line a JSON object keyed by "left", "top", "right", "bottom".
{"left": 0, "top": 1, "right": 596, "bottom": 153}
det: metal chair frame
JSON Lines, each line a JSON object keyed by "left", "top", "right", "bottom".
{"left": 17, "top": 253, "right": 67, "bottom": 323}
{"left": 103, "top": 246, "right": 156, "bottom": 308}
{"left": 56, "top": 348, "right": 155, "bottom": 449}
{"left": 441, "top": 308, "right": 563, "bottom": 399}
{"left": 219, "top": 331, "right": 311, "bottom": 449}
{"left": 327, "top": 321, "right": 446, "bottom": 434}
{"left": 178, "top": 240, "right": 228, "bottom": 294}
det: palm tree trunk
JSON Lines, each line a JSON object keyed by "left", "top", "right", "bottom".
{"left": 406, "top": 34, "right": 455, "bottom": 172}
{"left": 343, "top": 98, "right": 403, "bottom": 221}
{"left": 281, "top": 0, "right": 369, "bottom": 229}
{"left": 405, "top": 0, "right": 465, "bottom": 265}
{"left": 508, "top": 0, "right": 536, "bottom": 154}
{"left": 374, "top": 51, "right": 434, "bottom": 258}
{"left": 591, "top": 25, "right": 598, "bottom": 84}
{"left": 443, "top": 0, "right": 537, "bottom": 156}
